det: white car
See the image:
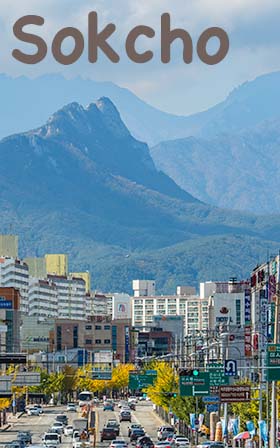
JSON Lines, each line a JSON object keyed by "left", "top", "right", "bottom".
{"left": 51, "top": 422, "right": 64, "bottom": 434}
{"left": 42, "top": 433, "right": 61, "bottom": 446}
{"left": 173, "top": 437, "right": 190, "bottom": 447}
{"left": 64, "top": 425, "right": 74, "bottom": 436}
{"left": 72, "top": 431, "right": 80, "bottom": 444}
{"left": 27, "top": 407, "right": 41, "bottom": 416}
{"left": 109, "top": 441, "right": 128, "bottom": 448}
{"left": 73, "top": 442, "right": 91, "bottom": 448}
{"left": 128, "top": 396, "right": 138, "bottom": 403}
{"left": 67, "top": 403, "right": 77, "bottom": 412}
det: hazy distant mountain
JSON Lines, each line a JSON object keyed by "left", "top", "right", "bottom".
{"left": 1, "top": 98, "right": 280, "bottom": 291}
{"left": 152, "top": 118, "right": 280, "bottom": 214}
{"left": 2, "top": 71, "right": 280, "bottom": 146}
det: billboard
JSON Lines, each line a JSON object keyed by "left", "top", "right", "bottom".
{"left": 112, "top": 294, "right": 131, "bottom": 319}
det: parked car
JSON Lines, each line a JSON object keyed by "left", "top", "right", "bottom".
{"left": 55, "top": 414, "right": 68, "bottom": 426}
{"left": 27, "top": 407, "right": 40, "bottom": 416}
{"left": 100, "top": 427, "right": 117, "bottom": 442}
{"left": 104, "top": 401, "right": 114, "bottom": 411}
{"left": 130, "top": 428, "right": 146, "bottom": 441}
{"left": 106, "top": 419, "right": 120, "bottom": 436}
{"left": 119, "top": 410, "right": 131, "bottom": 422}
{"left": 64, "top": 425, "right": 74, "bottom": 436}
{"left": 17, "top": 431, "right": 32, "bottom": 445}
{"left": 128, "top": 424, "right": 143, "bottom": 437}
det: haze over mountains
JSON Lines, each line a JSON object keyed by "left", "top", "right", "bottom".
{"left": 0, "top": 97, "right": 280, "bottom": 292}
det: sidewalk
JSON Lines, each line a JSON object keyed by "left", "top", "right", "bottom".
{"left": 0, "top": 412, "right": 24, "bottom": 432}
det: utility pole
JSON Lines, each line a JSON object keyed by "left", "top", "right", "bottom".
{"left": 269, "top": 289, "right": 279, "bottom": 448}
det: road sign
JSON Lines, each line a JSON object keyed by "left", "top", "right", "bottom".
{"left": 129, "top": 371, "right": 157, "bottom": 389}
{"left": 267, "top": 344, "right": 280, "bottom": 381}
{"left": 206, "top": 404, "right": 219, "bottom": 413}
{"left": 219, "top": 385, "right": 251, "bottom": 403}
{"left": 179, "top": 372, "right": 210, "bottom": 397}
{"left": 202, "top": 396, "right": 220, "bottom": 403}
{"left": 208, "top": 363, "right": 229, "bottom": 387}
{"left": 224, "top": 359, "right": 237, "bottom": 376}
{"left": 0, "top": 300, "right": 12, "bottom": 309}
{"left": 92, "top": 371, "right": 112, "bottom": 380}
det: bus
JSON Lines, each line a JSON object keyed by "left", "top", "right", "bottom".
{"left": 78, "top": 390, "right": 93, "bottom": 407}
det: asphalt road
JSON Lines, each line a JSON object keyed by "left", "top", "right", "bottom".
{"left": 0, "top": 401, "right": 164, "bottom": 448}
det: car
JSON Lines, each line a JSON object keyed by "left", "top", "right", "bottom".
{"left": 55, "top": 414, "right": 68, "bottom": 426}
{"left": 119, "top": 410, "right": 131, "bottom": 422}
{"left": 128, "top": 396, "right": 138, "bottom": 403}
{"left": 51, "top": 422, "right": 64, "bottom": 435}
{"left": 72, "top": 431, "right": 80, "bottom": 444}
{"left": 106, "top": 420, "right": 120, "bottom": 436}
{"left": 100, "top": 427, "right": 117, "bottom": 442}
{"left": 42, "top": 433, "right": 61, "bottom": 446}
{"left": 161, "top": 432, "right": 176, "bottom": 442}
{"left": 128, "top": 424, "right": 143, "bottom": 437}
{"left": 118, "top": 400, "right": 128, "bottom": 408}
{"left": 104, "top": 401, "right": 114, "bottom": 411}
{"left": 27, "top": 407, "right": 41, "bottom": 416}
{"left": 136, "top": 436, "right": 154, "bottom": 448}
{"left": 17, "top": 431, "right": 32, "bottom": 445}
{"left": 32, "top": 404, "right": 44, "bottom": 414}
{"left": 196, "top": 443, "right": 225, "bottom": 448}
{"left": 109, "top": 440, "right": 128, "bottom": 448}
{"left": 64, "top": 425, "right": 74, "bottom": 436}
{"left": 138, "top": 396, "right": 146, "bottom": 401}
{"left": 130, "top": 428, "right": 146, "bottom": 441}
{"left": 67, "top": 403, "right": 77, "bottom": 412}
{"left": 155, "top": 442, "right": 173, "bottom": 448}
{"left": 73, "top": 442, "right": 91, "bottom": 448}
{"left": 157, "top": 427, "right": 175, "bottom": 441}
{"left": 171, "top": 437, "right": 189, "bottom": 447}
{"left": 128, "top": 402, "right": 136, "bottom": 411}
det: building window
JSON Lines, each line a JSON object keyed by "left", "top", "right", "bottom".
{"left": 236, "top": 299, "right": 241, "bottom": 325}
{"left": 95, "top": 339, "right": 102, "bottom": 344}
{"left": 95, "top": 325, "right": 102, "bottom": 330}
{"left": 73, "top": 325, "right": 78, "bottom": 348}
{"left": 85, "top": 339, "right": 92, "bottom": 345}
{"left": 85, "top": 325, "right": 92, "bottom": 330}
{"left": 57, "top": 326, "right": 62, "bottom": 351}
{"left": 112, "top": 326, "right": 117, "bottom": 351}
{"left": 104, "top": 339, "right": 111, "bottom": 344}
{"left": 104, "top": 325, "right": 111, "bottom": 330}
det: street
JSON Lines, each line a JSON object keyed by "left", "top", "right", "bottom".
{"left": 0, "top": 401, "right": 163, "bottom": 447}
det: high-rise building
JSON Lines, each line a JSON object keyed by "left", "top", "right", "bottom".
{"left": 29, "top": 277, "right": 58, "bottom": 320}
{"left": 0, "top": 235, "right": 18, "bottom": 258}
{"left": 48, "top": 274, "right": 86, "bottom": 320}
{"left": 70, "top": 271, "right": 91, "bottom": 293}
{"left": 24, "top": 257, "right": 47, "bottom": 278}
{"left": 0, "top": 257, "right": 29, "bottom": 313}
{"left": 0, "top": 287, "right": 21, "bottom": 352}
{"left": 45, "top": 254, "right": 68, "bottom": 276}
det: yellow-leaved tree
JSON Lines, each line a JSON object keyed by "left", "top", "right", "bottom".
{"left": 144, "top": 361, "right": 177, "bottom": 411}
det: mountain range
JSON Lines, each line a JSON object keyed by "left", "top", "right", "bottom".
{"left": 0, "top": 97, "right": 280, "bottom": 292}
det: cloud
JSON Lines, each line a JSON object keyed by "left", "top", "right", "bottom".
{"left": 0, "top": 0, "right": 280, "bottom": 114}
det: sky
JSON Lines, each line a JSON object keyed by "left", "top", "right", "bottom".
{"left": 0, "top": 0, "right": 280, "bottom": 115}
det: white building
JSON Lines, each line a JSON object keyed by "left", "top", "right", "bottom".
{"left": 48, "top": 274, "right": 86, "bottom": 320}
{"left": 86, "top": 292, "right": 109, "bottom": 317}
{"left": 112, "top": 293, "right": 131, "bottom": 320}
{"left": 132, "top": 280, "right": 156, "bottom": 297}
{"left": 29, "top": 277, "right": 58, "bottom": 320}
{"left": 132, "top": 289, "right": 207, "bottom": 335}
{"left": 0, "top": 257, "right": 29, "bottom": 313}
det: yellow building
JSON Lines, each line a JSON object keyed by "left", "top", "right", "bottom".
{"left": 24, "top": 257, "right": 47, "bottom": 278}
{"left": 45, "top": 254, "right": 68, "bottom": 276}
{"left": 0, "top": 235, "right": 18, "bottom": 258}
{"left": 70, "top": 271, "right": 91, "bottom": 293}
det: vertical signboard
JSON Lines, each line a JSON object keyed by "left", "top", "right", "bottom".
{"left": 244, "top": 289, "right": 252, "bottom": 357}
{"left": 125, "top": 326, "right": 130, "bottom": 363}
{"left": 244, "top": 326, "right": 252, "bottom": 357}
{"left": 244, "top": 289, "right": 251, "bottom": 325}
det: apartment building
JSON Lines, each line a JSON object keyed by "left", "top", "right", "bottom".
{"left": 0, "top": 235, "right": 18, "bottom": 258}
{"left": 0, "top": 287, "right": 21, "bottom": 352}
{"left": 29, "top": 277, "right": 58, "bottom": 320}
{"left": 0, "top": 257, "right": 29, "bottom": 314}
{"left": 45, "top": 254, "right": 68, "bottom": 276}
{"left": 48, "top": 274, "right": 86, "bottom": 320}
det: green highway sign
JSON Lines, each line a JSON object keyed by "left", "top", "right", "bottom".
{"left": 129, "top": 371, "right": 157, "bottom": 389}
{"left": 267, "top": 344, "right": 280, "bottom": 381}
{"left": 208, "top": 363, "right": 229, "bottom": 387}
{"left": 179, "top": 372, "right": 210, "bottom": 397}
{"left": 92, "top": 371, "right": 112, "bottom": 380}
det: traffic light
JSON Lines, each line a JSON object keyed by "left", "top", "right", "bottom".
{"left": 166, "top": 392, "right": 177, "bottom": 398}
{"left": 179, "top": 368, "right": 200, "bottom": 377}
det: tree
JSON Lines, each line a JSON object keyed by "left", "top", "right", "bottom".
{"left": 144, "top": 361, "right": 177, "bottom": 410}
